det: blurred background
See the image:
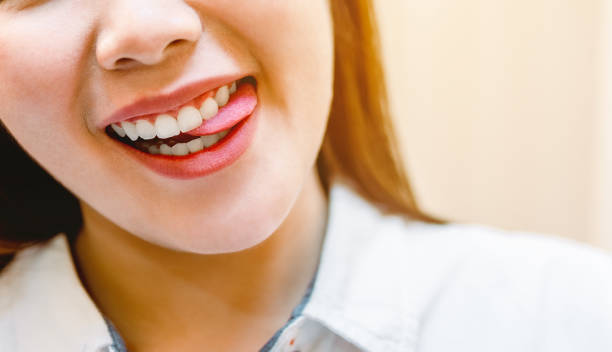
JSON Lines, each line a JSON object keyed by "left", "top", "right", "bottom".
{"left": 375, "top": 0, "right": 612, "bottom": 250}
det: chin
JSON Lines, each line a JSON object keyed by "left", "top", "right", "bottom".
{"left": 129, "top": 170, "right": 301, "bottom": 255}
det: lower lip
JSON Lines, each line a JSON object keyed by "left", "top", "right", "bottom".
{"left": 109, "top": 108, "right": 259, "bottom": 180}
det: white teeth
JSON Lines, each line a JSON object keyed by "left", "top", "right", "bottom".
{"left": 144, "top": 129, "right": 230, "bottom": 155}
{"left": 121, "top": 121, "right": 139, "bottom": 141}
{"left": 148, "top": 145, "right": 160, "bottom": 155}
{"left": 111, "top": 123, "right": 126, "bottom": 137}
{"left": 135, "top": 120, "right": 156, "bottom": 140}
{"left": 201, "top": 133, "right": 220, "bottom": 148}
{"left": 186, "top": 138, "right": 204, "bottom": 153}
{"left": 113, "top": 81, "right": 239, "bottom": 142}
{"left": 155, "top": 114, "right": 180, "bottom": 139}
{"left": 200, "top": 97, "right": 219, "bottom": 120}
{"left": 214, "top": 85, "right": 230, "bottom": 107}
{"left": 177, "top": 106, "right": 203, "bottom": 133}
{"left": 171, "top": 143, "right": 189, "bottom": 156}
{"left": 200, "top": 130, "right": 229, "bottom": 148}
{"left": 160, "top": 144, "right": 172, "bottom": 155}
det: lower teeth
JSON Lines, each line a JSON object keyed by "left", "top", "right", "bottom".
{"left": 113, "top": 129, "right": 230, "bottom": 156}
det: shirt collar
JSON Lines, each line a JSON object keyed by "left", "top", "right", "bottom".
{"left": 300, "top": 183, "right": 419, "bottom": 352}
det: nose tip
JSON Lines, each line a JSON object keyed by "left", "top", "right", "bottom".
{"left": 96, "top": 3, "right": 202, "bottom": 70}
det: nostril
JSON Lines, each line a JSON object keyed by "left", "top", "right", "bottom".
{"left": 115, "top": 58, "right": 132, "bottom": 65}
{"left": 163, "top": 39, "right": 190, "bottom": 55}
{"left": 114, "top": 57, "right": 138, "bottom": 69}
{"left": 167, "top": 39, "right": 184, "bottom": 48}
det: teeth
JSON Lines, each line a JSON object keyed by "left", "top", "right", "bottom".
{"left": 111, "top": 80, "right": 241, "bottom": 141}
{"left": 135, "top": 120, "right": 156, "bottom": 140}
{"left": 121, "top": 121, "right": 139, "bottom": 141}
{"left": 148, "top": 145, "right": 160, "bottom": 155}
{"left": 111, "top": 123, "right": 127, "bottom": 138}
{"left": 214, "top": 85, "right": 230, "bottom": 107}
{"left": 201, "top": 134, "right": 220, "bottom": 148}
{"left": 160, "top": 144, "right": 172, "bottom": 155}
{"left": 200, "top": 97, "right": 219, "bottom": 120}
{"left": 171, "top": 143, "right": 189, "bottom": 156}
{"left": 177, "top": 106, "right": 203, "bottom": 133}
{"left": 137, "top": 129, "right": 231, "bottom": 155}
{"left": 186, "top": 138, "right": 204, "bottom": 153}
{"left": 155, "top": 114, "right": 180, "bottom": 139}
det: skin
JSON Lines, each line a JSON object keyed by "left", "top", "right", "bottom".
{"left": 0, "top": 1, "right": 334, "bottom": 351}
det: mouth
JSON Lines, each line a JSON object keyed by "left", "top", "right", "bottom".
{"left": 103, "top": 76, "right": 259, "bottom": 179}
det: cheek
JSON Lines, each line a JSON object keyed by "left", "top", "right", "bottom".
{"left": 240, "top": 1, "right": 334, "bottom": 97}
{"left": 201, "top": 0, "right": 334, "bottom": 117}
{"left": 223, "top": 1, "right": 334, "bottom": 159}
{"left": 0, "top": 9, "right": 93, "bottom": 169}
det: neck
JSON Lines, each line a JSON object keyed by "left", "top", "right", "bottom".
{"left": 72, "top": 170, "right": 328, "bottom": 351}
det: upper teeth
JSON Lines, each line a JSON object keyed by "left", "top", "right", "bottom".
{"left": 200, "top": 97, "right": 218, "bottom": 121}
{"left": 135, "top": 120, "right": 156, "bottom": 140}
{"left": 110, "top": 82, "right": 238, "bottom": 141}
{"left": 214, "top": 85, "right": 230, "bottom": 106}
{"left": 154, "top": 114, "right": 180, "bottom": 139}
{"left": 176, "top": 106, "right": 202, "bottom": 133}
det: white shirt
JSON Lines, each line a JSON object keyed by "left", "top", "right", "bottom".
{"left": 1, "top": 183, "right": 611, "bottom": 352}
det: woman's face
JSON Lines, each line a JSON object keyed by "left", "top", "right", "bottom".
{"left": 0, "top": 0, "right": 334, "bottom": 253}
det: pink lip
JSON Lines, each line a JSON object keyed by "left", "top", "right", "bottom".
{"left": 99, "top": 74, "right": 245, "bottom": 128}
{"left": 108, "top": 82, "right": 259, "bottom": 179}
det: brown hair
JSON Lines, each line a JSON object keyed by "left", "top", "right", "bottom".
{"left": 321, "top": 0, "right": 440, "bottom": 222}
{"left": 0, "top": 0, "right": 440, "bottom": 264}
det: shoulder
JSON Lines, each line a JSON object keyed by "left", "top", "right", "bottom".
{"left": 332, "top": 184, "right": 612, "bottom": 300}
{"left": 372, "top": 215, "right": 612, "bottom": 301}
{"left": 0, "top": 235, "right": 69, "bottom": 348}
{"left": 0, "top": 235, "right": 113, "bottom": 351}
{"left": 398, "top": 223, "right": 612, "bottom": 351}
{"left": 331, "top": 184, "right": 612, "bottom": 282}
{"left": 374, "top": 215, "right": 612, "bottom": 287}
{"left": 328, "top": 184, "right": 612, "bottom": 351}
{"left": 376, "top": 221, "right": 612, "bottom": 351}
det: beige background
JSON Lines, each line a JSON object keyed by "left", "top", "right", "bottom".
{"left": 374, "top": 0, "right": 612, "bottom": 249}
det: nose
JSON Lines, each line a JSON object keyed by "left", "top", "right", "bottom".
{"left": 96, "top": 0, "right": 202, "bottom": 70}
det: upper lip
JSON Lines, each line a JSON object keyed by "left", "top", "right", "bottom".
{"left": 98, "top": 74, "right": 246, "bottom": 129}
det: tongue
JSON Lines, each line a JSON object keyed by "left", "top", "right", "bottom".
{"left": 186, "top": 83, "right": 257, "bottom": 136}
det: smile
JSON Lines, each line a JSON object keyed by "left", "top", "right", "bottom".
{"left": 104, "top": 76, "right": 259, "bottom": 179}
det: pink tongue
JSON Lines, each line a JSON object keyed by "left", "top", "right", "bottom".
{"left": 186, "top": 83, "right": 257, "bottom": 136}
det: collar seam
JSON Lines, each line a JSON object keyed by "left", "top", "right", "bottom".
{"left": 304, "top": 295, "right": 418, "bottom": 351}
